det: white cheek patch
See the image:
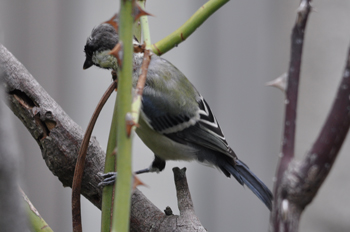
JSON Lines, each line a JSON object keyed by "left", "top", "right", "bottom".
{"left": 92, "top": 50, "right": 118, "bottom": 70}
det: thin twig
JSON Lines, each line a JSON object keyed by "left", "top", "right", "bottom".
{"left": 151, "top": 0, "right": 229, "bottom": 55}
{"left": 129, "top": 48, "right": 152, "bottom": 135}
{"left": 276, "top": 0, "right": 311, "bottom": 185}
{"left": 72, "top": 81, "right": 117, "bottom": 232}
{"left": 271, "top": 0, "right": 350, "bottom": 231}
{"left": 271, "top": 0, "right": 311, "bottom": 231}
{"left": 156, "top": 167, "right": 206, "bottom": 231}
{"left": 21, "top": 188, "right": 54, "bottom": 232}
{"left": 71, "top": 80, "right": 117, "bottom": 232}
{"left": 1, "top": 44, "right": 206, "bottom": 231}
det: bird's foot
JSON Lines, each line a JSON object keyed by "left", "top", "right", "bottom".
{"left": 98, "top": 172, "right": 117, "bottom": 187}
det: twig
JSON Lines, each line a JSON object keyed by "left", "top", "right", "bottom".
{"left": 21, "top": 189, "right": 53, "bottom": 232}
{"left": 271, "top": 0, "right": 350, "bottom": 231}
{"left": 272, "top": 44, "right": 350, "bottom": 232}
{"left": 151, "top": 0, "right": 229, "bottom": 55}
{"left": 276, "top": 0, "right": 311, "bottom": 186}
{"left": 271, "top": 1, "right": 311, "bottom": 230}
{"left": 138, "top": 1, "right": 152, "bottom": 49}
{"left": 72, "top": 80, "right": 117, "bottom": 232}
{"left": 0, "top": 38, "right": 207, "bottom": 232}
{"left": 129, "top": 48, "right": 152, "bottom": 135}
{"left": 158, "top": 168, "right": 206, "bottom": 231}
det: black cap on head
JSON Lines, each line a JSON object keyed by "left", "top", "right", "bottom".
{"left": 83, "top": 23, "right": 119, "bottom": 69}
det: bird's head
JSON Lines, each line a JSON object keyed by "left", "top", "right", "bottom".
{"left": 83, "top": 23, "right": 119, "bottom": 70}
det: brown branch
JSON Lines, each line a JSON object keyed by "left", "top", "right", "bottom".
{"left": 0, "top": 43, "right": 206, "bottom": 231}
{"left": 275, "top": 0, "right": 311, "bottom": 187}
{"left": 165, "top": 167, "right": 206, "bottom": 231}
{"left": 130, "top": 168, "right": 206, "bottom": 232}
{"left": 296, "top": 48, "right": 350, "bottom": 205}
{"left": 0, "top": 43, "right": 105, "bottom": 208}
{"left": 272, "top": 45, "right": 350, "bottom": 232}
{"left": 271, "top": 1, "right": 350, "bottom": 231}
{"left": 135, "top": 48, "right": 151, "bottom": 98}
{"left": 72, "top": 80, "right": 117, "bottom": 232}
{"left": 271, "top": 1, "right": 311, "bottom": 230}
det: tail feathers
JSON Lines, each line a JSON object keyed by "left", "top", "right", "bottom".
{"left": 225, "top": 160, "right": 273, "bottom": 210}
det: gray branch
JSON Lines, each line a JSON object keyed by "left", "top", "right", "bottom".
{"left": 0, "top": 43, "right": 205, "bottom": 232}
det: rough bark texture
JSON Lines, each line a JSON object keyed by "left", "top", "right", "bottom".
{"left": 0, "top": 43, "right": 105, "bottom": 209}
{"left": 0, "top": 43, "right": 206, "bottom": 231}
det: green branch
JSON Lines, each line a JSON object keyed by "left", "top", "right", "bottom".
{"left": 151, "top": 0, "right": 229, "bottom": 55}
{"left": 112, "top": 0, "right": 134, "bottom": 231}
{"left": 100, "top": 95, "right": 118, "bottom": 232}
{"left": 22, "top": 189, "right": 53, "bottom": 232}
{"left": 139, "top": 1, "right": 152, "bottom": 49}
{"left": 102, "top": 1, "right": 228, "bottom": 231}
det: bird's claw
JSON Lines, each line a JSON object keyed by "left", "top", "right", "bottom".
{"left": 98, "top": 172, "right": 117, "bottom": 187}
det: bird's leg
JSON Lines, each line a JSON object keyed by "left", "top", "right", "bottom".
{"left": 98, "top": 155, "right": 166, "bottom": 187}
{"left": 135, "top": 155, "right": 166, "bottom": 174}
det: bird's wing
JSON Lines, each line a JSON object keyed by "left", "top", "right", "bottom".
{"left": 140, "top": 56, "right": 234, "bottom": 158}
{"left": 140, "top": 56, "right": 201, "bottom": 134}
{"left": 141, "top": 87, "right": 233, "bottom": 157}
{"left": 166, "top": 96, "right": 234, "bottom": 157}
{"left": 140, "top": 84, "right": 200, "bottom": 134}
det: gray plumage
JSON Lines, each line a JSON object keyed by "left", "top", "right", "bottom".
{"left": 84, "top": 23, "right": 273, "bottom": 210}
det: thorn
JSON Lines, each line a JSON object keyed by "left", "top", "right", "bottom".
{"left": 109, "top": 42, "right": 123, "bottom": 68}
{"left": 104, "top": 13, "right": 119, "bottom": 32}
{"left": 125, "top": 113, "right": 139, "bottom": 137}
{"left": 311, "top": 6, "right": 318, "bottom": 13}
{"left": 133, "top": 2, "right": 153, "bottom": 22}
{"left": 133, "top": 175, "right": 146, "bottom": 190}
{"left": 266, "top": 73, "right": 288, "bottom": 92}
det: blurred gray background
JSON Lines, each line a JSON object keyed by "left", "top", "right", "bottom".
{"left": 1, "top": 0, "right": 350, "bottom": 231}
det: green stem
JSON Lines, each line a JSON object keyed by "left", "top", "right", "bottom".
{"left": 101, "top": 95, "right": 118, "bottom": 232}
{"left": 133, "top": 2, "right": 142, "bottom": 43}
{"left": 112, "top": 0, "right": 134, "bottom": 231}
{"left": 151, "top": 0, "right": 229, "bottom": 55}
{"left": 139, "top": 1, "right": 152, "bottom": 49}
{"left": 21, "top": 189, "right": 53, "bottom": 232}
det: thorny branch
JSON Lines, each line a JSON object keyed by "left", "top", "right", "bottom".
{"left": 0, "top": 43, "right": 206, "bottom": 232}
{"left": 271, "top": 1, "right": 350, "bottom": 231}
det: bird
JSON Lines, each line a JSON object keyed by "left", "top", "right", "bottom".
{"left": 83, "top": 23, "right": 273, "bottom": 210}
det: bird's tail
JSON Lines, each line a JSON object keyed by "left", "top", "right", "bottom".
{"left": 224, "top": 159, "right": 273, "bottom": 210}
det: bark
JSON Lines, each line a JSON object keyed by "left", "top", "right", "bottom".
{"left": 0, "top": 43, "right": 206, "bottom": 231}
{"left": 270, "top": 1, "right": 350, "bottom": 231}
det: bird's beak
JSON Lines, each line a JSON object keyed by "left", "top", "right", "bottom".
{"left": 83, "top": 57, "right": 93, "bottom": 70}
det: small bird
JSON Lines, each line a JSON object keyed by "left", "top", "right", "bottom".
{"left": 83, "top": 23, "right": 273, "bottom": 210}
